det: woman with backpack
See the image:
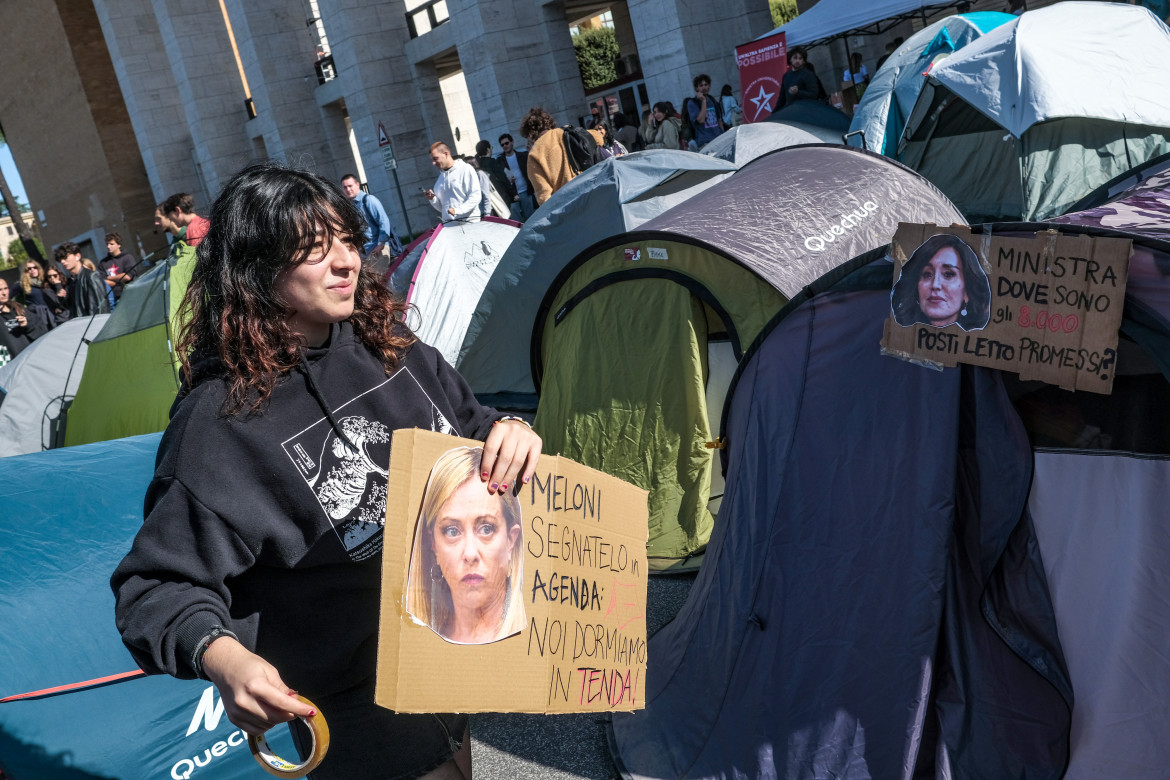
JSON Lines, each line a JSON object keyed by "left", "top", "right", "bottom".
{"left": 645, "top": 102, "right": 683, "bottom": 150}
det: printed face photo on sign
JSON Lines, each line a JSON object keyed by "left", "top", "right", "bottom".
{"left": 405, "top": 446, "right": 526, "bottom": 645}
{"left": 892, "top": 234, "right": 992, "bottom": 331}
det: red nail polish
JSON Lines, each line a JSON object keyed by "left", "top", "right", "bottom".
{"left": 308, "top": 709, "right": 316, "bottom": 717}
{"left": 482, "top": 472, "right": 488, "bottom": 479}
{"left": 501, "top": 484, "right": 509, "bottom": 491}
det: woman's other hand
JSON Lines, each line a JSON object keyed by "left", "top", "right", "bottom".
{"left": 201, "top": 636, "right": 316, "bottom": 736}
{"left": 481, "top": 418, "right": 541, "bottom": 495}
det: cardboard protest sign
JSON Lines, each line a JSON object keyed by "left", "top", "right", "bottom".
{"left": 377, "top": 429, "right": 649, "bottom": 714}
{"left": 881, "top": 223, "right": 1131, "bottom": 394}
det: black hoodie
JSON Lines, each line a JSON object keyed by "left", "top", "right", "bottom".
{"left": 112, "top": 322, "right": 503, "bottom": 698}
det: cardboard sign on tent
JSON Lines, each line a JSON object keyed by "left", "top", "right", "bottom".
{"left": 376, "top": 429, "right": 648, "bottom": 714}
{"left": 0, "top": 434, "right": 296, "bottom": 779}
{"left": 456, "top": 150, "right": 737, "bottom": 405}
{"left": 610, "top": 173, "right": 1170, "bottom": 777}
{"left": 530, "top": 145, "right": 965, "bottom": 571}
{"left": 899, "top": 2, "right": 1170, "bottom": 222}
{"left": 386, "top": 217, "right": 520, "bottom": 366}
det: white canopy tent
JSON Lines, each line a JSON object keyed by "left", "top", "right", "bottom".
{"left": 756, "top": 0, "right": 966, "bottom": 47}
{"left": 928, "top": 2, "right": 1170, "bottom": 137}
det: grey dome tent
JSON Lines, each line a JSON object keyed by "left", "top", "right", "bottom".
{"left": 899, "top": 2, "right": 1170, "bottom": 222}
{"left": 0, "top": 314, "right": 109, "bottom": 457}
{"left": 765, "top": 99, "right": 850, "bottom": 143}
{"left": 847, "top": 11, "right": 1013, "bottom": 155}
{"left": 531, "top": 145, "right": 964, "bottom": 570}
{"left": 610, "top": 178, "right": 1170, "bottom": 777}
{"left": 386, "top": 216, "right": 520, "bottom": 366}
{"left": 700, "top": 122, "right": 821, "bottom": 166}
{"left": 455, "top": 150, "right": 737, "bottom": 407}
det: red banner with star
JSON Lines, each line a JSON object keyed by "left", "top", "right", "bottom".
{"left": 735, "top": 31, "right": 787, "bottom": 123}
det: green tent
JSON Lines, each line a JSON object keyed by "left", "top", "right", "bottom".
{"left": 64, "top": 242, "right": 196, "bottom": 446}
{"left": 530, "top": 145, "right": 965, "bottom": 570}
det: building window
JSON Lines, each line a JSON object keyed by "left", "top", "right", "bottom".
{"left": 5, "top": 226, "right": 12, "bottom": 236}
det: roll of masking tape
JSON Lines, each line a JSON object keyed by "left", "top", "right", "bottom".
{"left": 248, "top": 696, "right": 330, "bottom": 778}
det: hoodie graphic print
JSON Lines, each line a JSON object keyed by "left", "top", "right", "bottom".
{"left": 282, "top": 367, "right": 455, "bottom": 560}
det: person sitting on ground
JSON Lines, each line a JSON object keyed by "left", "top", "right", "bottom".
{"left": 424, "top": 142, "right": 482, "bottom": 223}
{"left": 645, "top": 102, "right": 683, "bottom": 150}
{"left": 162, "top": 192, "right": 211, "bottom": 248}
{"left": 56, "top": 242, "right": 109, "bottom": 318}
{"left": 519, "top": 107, "right": 605, "bottom": 205}
{"left": 779, "top": 46, "right": 822, "bottom": 108}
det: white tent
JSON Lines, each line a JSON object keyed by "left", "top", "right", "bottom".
{"left": 0, "top": 315, "right": 109, "bottom": 457}
{"left": 757, "top": 0, "right": 963, "bottom": 46}
{"left": 388, "top": 218, "right": 519, "bottom": 366}
{"left": 928, "top": 2, "right": 1170, "bottom": 138}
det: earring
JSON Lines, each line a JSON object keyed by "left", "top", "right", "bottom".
{"left": 430, "top": 563, "right": 443, "bottom": 581}
{"left": 961, "top": 307, "right": 968, "bottom": 316}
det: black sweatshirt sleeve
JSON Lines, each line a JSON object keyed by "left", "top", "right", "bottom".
{"left": 112, "top": 474, "right": 257, "bottom": 679}
{"left": 428, "top": 346, "right": 502, "bottom": 441}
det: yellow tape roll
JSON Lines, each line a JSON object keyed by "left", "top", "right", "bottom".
{"left": 247, "top": 695, "right": 330, "bottom": 778}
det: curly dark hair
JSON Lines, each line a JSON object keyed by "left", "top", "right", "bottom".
{"left": 891, "top": 233, "right": 991, "bottom": 331}
{"left": 176, "top": 161, "right": 415, "bottom": 414}
{"left": 520, "top": 107, "right": 556, "bottom": 142}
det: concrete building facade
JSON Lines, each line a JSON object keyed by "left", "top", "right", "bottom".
{"left": 0, "top": 0, "right": 778, "bottom": 249}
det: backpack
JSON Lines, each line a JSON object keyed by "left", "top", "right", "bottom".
{"left": 561, "top": 125, "right": 606, "bottom": 175}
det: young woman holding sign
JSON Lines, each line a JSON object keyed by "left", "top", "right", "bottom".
{"left": 112, "top": 161, "right": 540, "bottom": 779}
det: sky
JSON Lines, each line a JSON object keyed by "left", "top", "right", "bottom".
{"left": 0, "top": 145, "right": 29, "bottom": 207}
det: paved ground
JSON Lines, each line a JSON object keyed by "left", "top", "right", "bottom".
{"left": 470, "top": 572, "right": 697, "bottom": 779}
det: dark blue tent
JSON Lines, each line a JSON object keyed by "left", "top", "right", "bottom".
{"left": 0, "top": 435, "right": 292, "bottom": 779}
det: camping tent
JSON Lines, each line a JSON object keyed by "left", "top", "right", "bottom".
{"left": 609, "top": 178, "right": 1170, "bottom": 777}
{"left": 455, "top": 150, "right": 736, "bottom": 406}
{"left": 386, "top": 217, "right": 520, "bottom": 366}
{"left": 701, "top": 122, "right": 821, "bottom": 165}
{"left": 899, "top": 2, "right": 1170, "bottom": 222}
{"left": 848, "top": 12, "right": 1013, "bottom": 156}
{"left": 765, "top": 100, "right": 851, "bottom": 142}
{"left": 63, "top": 241, "right": 196, "bottom": 447}
{"left": 0, "top": 314, "right": 109, "bottom": 457}
{"left": 756, "top": 0, "right": 969, "bottom": 48}
{"left": 0, "top": 434, "right": 297, "bottom": 779}
{"left": 530, "top": 145, "right": 964, "bottom": 570}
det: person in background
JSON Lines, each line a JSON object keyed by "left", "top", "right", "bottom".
{"left": 639, "top": 107, "right": 654, "bottom": 148}
{"left": 41, "top": 264, "right": 71, "bottom": 324}
{"left": 56, "top": 242, "right": 109, "bottom": 318}
{"left": 162, "top": 193, "right": 211, "bottom": 248}
{"left": 475, "top": 141, "right": 516, "bottom": 216}
{"left": 425, "top": 142, "right": 482, "bottom": 223}
{"left": 519, "top": 107, "right": 604, "bottom": 205}
{"left": 496, "top": 134, "right": 536, "bottom": 222}
{"left": 720, "top": 85, "right": 743, "bottom": 127}
{"left": 778, "top": 46, "right": 822, "bottom": 108}
{"left": 99, "top": 232, "right": 141, "bottom": 310}
{"left": 340, "top": 174, "right": 404, "bottom": 263}
{"left": 0, "top": 277, "right": 48, "bottom": 365}
{"left": 17, "top": 259, "right": 50, "bottom": 310}
{"left": 612, "top": 112, "right": 641, "bottom": 152}
{"left": 596, "top": 120, "right": 627, "bottom": 158}
{"left": 645, "top": 102, "right": 683, "bottom": 150}
{"left": 684, "top": 74, "right": 725, "bottom": 149}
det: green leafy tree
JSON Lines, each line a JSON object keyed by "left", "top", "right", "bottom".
{"left": 770, "top": 0, "right": 798, "bottom": 27}
{"left": 5, "top": 237, "right": 45, "bottom": 269}
{"left": 573, "top": 26, "right": 619, "bottom": 90}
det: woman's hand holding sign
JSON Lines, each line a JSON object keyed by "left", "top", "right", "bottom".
{"left": 481, "top": 417, "right": 541, "bottom": 494}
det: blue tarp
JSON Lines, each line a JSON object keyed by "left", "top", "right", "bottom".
{"left": 0, "top": 435, "right": 292, "bottom": 779}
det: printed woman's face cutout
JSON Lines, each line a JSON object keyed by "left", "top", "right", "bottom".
{"left": 917, "top": 246, "right": 967, "bottom": 327}
{"left": 431, "top": 478, "right": 520, "bottom": 620}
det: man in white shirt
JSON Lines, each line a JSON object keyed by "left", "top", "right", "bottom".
{"left": 424, "top": 142, "right": 481, "bottom": 223}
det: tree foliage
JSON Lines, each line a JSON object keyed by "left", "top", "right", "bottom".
{"left": 769, "top": 0, "right": 798, "bottom": 27}
{"left": 5, "top": 237, "right": 45, "bottom": 270}
{"left": 573, "top": 26, "right": 619, "bottom": 90}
